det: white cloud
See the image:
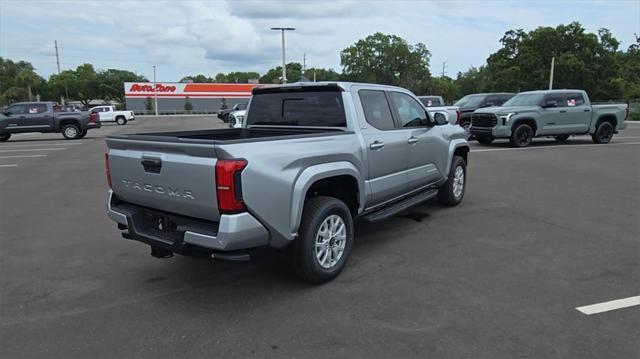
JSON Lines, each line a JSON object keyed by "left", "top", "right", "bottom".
{"left": 0, "top": 0, "right": 638, "bottom": 81}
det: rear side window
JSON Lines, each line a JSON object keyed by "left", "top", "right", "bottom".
{"left": 359, "top": 90, "right": 395, "bottom": 130}
{"left": 246, "top": 91, "right": 346, "bottom": 127}
{"left": 566, "top": 93, "right": 585, "bottom": 107}
{"left": 27, "top": 104, "right": 47, "bottom": 114}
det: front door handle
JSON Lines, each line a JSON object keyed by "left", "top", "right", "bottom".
{"left": 559, "top": 110, "right": 567, "bottom": 113}
{"left": 369, "top": 141, "right": 384, "bottom": 150}
{"left": 407, "top": 136, "right": 418, "bottom": 144}
{"left": 584, "top": 109, "right": 590, "bottom": 112}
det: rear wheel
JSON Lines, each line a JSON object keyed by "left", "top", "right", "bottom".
{"left": 554, "top": 134, "right": 570, "bottom": 142}
{"left": 116, "top": 116, "right": 127, "bottom": 125}
{"left": 61, "top": 124, "right": 81, "bottom": 140}
{"left": 476, "top": 135, "right": 494, "bottom": 144}
{"left": 510, "top": 123, "right": 534, "bottom": 147}
{"left": 294, "top": 196, "right": 353, "bottom": 284}
{"left": 0, "top": 133, "right": 10, "bottom": 142}
{"left": 592, "top": 121, "right": 613, "bottom": 144}
{"left": 438, "top": 155, "right": 466, "bottom": 206}
{"left": 78, "top": 129, "right": 88, "bottom": 138}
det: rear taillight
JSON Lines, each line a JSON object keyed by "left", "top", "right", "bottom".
{"left": 105, "top": 153, "right": 112, "bottom": 189}
{"left": 455, "top": 110, "right": 461, "bottom": 125}
{"left": 89, "top": 112, "right": 97, "bottom": 124}
{"left": 215, "top": 159, "right": 247, "bottom": 213}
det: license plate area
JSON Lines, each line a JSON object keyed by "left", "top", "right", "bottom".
{"left": 141, "top": 212, "right": 180, "bottom": 241}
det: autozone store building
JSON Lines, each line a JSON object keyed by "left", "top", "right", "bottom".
{"left": 123, "top": 82, "right": 259, "bottom": 113}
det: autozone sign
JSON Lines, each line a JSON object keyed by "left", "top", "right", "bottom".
{"left": 124, "top": 82, "right": 258, "bottom": 98}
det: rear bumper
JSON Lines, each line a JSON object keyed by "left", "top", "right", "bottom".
{"left": 106, "top": 190, "right": 269, "bottom": 254}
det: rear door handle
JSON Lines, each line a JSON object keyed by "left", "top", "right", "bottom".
{"left": 369, "top": 141, "right": 384, "bottom": 150}
{"left": 560, "top": 110, "right": 567, "bottom": 113}
{"left": 407, "top": 136, "right": 418, "bottom": 144}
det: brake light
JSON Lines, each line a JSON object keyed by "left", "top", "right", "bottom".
{"left": 455, "top": 110, "right": 461, "bottom": 125}
{"left": 105, "top": 153, "right": 112, "bottom": 188}
{"left": 89, "top": 112, "right": 97, "bottom": 124}
{"left": 215, "top": 159, "right": 247, "bottom": 213}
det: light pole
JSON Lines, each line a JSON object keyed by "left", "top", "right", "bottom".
{"left": 270, "top": 27, "right": 295, "bottom": 83}
{"left": 152, "top": 65, "right": 158, "bottom": 116}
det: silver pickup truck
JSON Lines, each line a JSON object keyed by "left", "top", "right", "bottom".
{"left": 470, "top": 89, "right": 629, "bottom": 147}
{"left": 105, "top": 82, "right": 469, "bottom": 283}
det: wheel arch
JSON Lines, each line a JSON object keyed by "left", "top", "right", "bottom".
{"left": 57, "top": 118, "right": 81, "bottom": 131}
{"left": 595, "top": 114, "right": 617, "bottom": 130}
{"left": 511, "top": 117, "right": 538, "bottom": 135}
{"left": 446, "top": 139, "right": 470, "bottom": 177}
{"left": 291, "top": 162, "right": 364, "bottom": 235}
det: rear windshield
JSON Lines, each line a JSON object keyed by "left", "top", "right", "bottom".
{"left": 419, "top": 97, "right": 444, "bottom": 107}
{"left": 246, "top": 91, "right": 346, "bottom": 127}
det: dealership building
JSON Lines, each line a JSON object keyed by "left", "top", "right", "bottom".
{"left": 123, "top": 82, "right": 259, "bottom": 113}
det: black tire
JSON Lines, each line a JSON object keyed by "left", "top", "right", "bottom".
{"left": 476, "top": 135, "right": 494, "bottom": 144}
{"left": 294, "top": 196, "right": 354, "bottom": 284}
{"left": 591, "top": 121, "right": 614, "bottom": 144}
{"left": 116, "top": 116, "right": 127, "bottom": 125}
{"left": 0, "top": 133, "right": 10, "bottom": 142}
{"left": 510, "top": 123, "right": 534, "bottom": 147}
{"left": 61, "top": 124, "right": 81, "bottom": 140}
{"left": 78, "top": 129, "right": 88, "bottom": 138}
{"left": 438, "top": 155, "right": 467, "bottom": 206}
{"left": 554, "top": 134, "right": 570, "bottom": 142}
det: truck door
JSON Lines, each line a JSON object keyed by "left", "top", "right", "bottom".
{"left": 539, "top": 93, "right": 567, "bottom": 135}
{"left": 1, "top": 104, "right": 29, "bottom": 133}
{"left": 357, "top": 89, "right": 408, "bottom": 206}
{"left": 24, "top": 103, "right": 53, "bottom": 129}
{"left": 388, "top": 91, "right": 445, "bottom": 191}
{"left": 563, "top": 92, "right": 590, "bottom": 133}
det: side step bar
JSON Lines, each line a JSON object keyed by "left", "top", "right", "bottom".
{"left": 360, "top": 189, "right": 438, "bottom": 223}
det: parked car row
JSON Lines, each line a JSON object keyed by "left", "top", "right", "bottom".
{"left": 419, "top": 89, "right": 629, "bottom": 147}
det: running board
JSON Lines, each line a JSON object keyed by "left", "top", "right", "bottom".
{"left": 360, "top": 189, "right": 438, "bottom": 223}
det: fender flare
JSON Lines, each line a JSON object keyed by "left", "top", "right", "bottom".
{"left": 290, "top": 161, "right": 364, "bottom": 235}
{"left": 446, "top": 139, "right": 470, "bottom": 177}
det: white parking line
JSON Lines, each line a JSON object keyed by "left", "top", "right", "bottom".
{"left": 576, "top": 296, "right": 640, "bottom": 315}
{"left": 0, "top": 142, "right": 83, "bottom": 148}
{"left": 0, "top": 164, "right": 18, "bottom": 167}
{"left": 0, "top": 148, "right": 67, "bottom": 153}
{"left": 472, "top": 142, "right": 640, "bottom": 152}
{"left": 0, "top": 154, "right": 47, "bottom": 159}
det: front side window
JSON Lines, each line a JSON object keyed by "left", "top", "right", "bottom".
{"left": 5, "top": 104, "right": 26, "bottom": 115}
{"left": 389, "top": 92, "right": 429, "bottom": 128}
{"left": 359, "top": 90, "right": 395, "bottom": 130}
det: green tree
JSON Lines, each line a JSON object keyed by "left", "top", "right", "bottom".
{"left": 260, "top": 63, "right": 303, "bottom": 84}
{"left": 180, "top": 74, "right": 213, "bottom": 83}
{"left": 302, "top": 67, "right": 340, "bottom": 82}
{"left": 16, "top": 68, "right": 43, "bottom": 102}
{"left": 0, "top": 58, "right": 44, "bottom": 105}
{"left": 98, "top": 69, "right": 146, "bottom": 105}
{"left": 144, "top": 97, "right": 153, "bottom": 111}
{"left": 340, "top": 32, "right": 431, "bottom": 92}
{"left": 48, "top": 64, "right": 101, "bottom": 107}
{"left": 184, "top": 96, "right": 193, "bottom": 113}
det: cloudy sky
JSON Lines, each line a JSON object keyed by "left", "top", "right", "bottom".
{"left": 1, "top": 0, "right": 638, "bottom": 82}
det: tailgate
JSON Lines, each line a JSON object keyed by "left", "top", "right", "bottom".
{"left": 106, "top": 137, "right": 220, "bottom": 221}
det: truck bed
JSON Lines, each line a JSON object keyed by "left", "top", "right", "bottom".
{"left": 108, "top": 127, "right": 347, "bottom": 144}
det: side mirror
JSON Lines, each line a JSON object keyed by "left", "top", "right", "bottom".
{"left": 542, "top": 101, "right": 558, "bottom": 108}
{"left": 2, "top": 111, "right": 11, "bottom": 116}
{"left": 433, "top": 112, "right": 448, "bottom": 126}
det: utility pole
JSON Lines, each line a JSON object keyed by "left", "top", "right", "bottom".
{"left": 54, "top": 40, "right": 61, "bottom": 74}
{"left": 441, "top": 61, "right": 447, "bottom": 77}
{"left": 548, "top": 56, "right": 555, "bottom": 90}
{"left": 313, "top": 69, "right": 316, "bottom": 82}
{"left": 270, "top": 27, "right": 295, "bottom": 83}
{"left": 153, "top": 65, "right": 158, "bottom": 116}
{"left": 303, "top": 53, "right": 306, "bottom": 73}
{"left": 54, "top": 40, "right": 68, "bottom": 104}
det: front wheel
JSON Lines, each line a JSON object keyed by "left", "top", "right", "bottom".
{"left": 116, "top": 117, "right": 127, "bottom": 125}
{"left": 61, "top": 124, "right": 81, "bottom": 140}
{"left": 0, "top": 133, "right": 10, "bottom": 142}
{"left": 438, "top": 155, "right": 467, "bottom": 206}
{"left": 592, "top": 121, "right": 613, "bottom": 144}
{"left": 510, "top": 123, "right": 534, "bottom": 147}
{"left": 294, "top": 196, "right": 354, "bottom": 284}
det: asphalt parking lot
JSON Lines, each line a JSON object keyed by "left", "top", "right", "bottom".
{"left": 1, "top": 116, "right": 638, "bottom": 358}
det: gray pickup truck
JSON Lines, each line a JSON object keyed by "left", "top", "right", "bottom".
{"left": 0, "top": 102, "right": 100, "bottom": 141}
{"left": 105, "top": 82, "right": 469, "bottom": 283}
{"left": 470, "top": 90, "right": 629, "bottom": 147}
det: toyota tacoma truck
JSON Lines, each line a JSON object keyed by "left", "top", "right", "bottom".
{"left": 90, "top": 105, "right": 135, "bottom": 125}
{"left": 105, "top": 82, "right": 469, "bottom": 283}
{"left": 0, "top": 102, "right": 100, "bottom": 141}
{"left": 470, "top": 90, "right": 629, "bottom": 147}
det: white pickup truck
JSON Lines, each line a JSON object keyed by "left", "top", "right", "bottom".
{"left": 90, "top": 106, "right": 135, "bottom": 125}
{"left": 418, "top": 96, "right": 460, "bottom": 126}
